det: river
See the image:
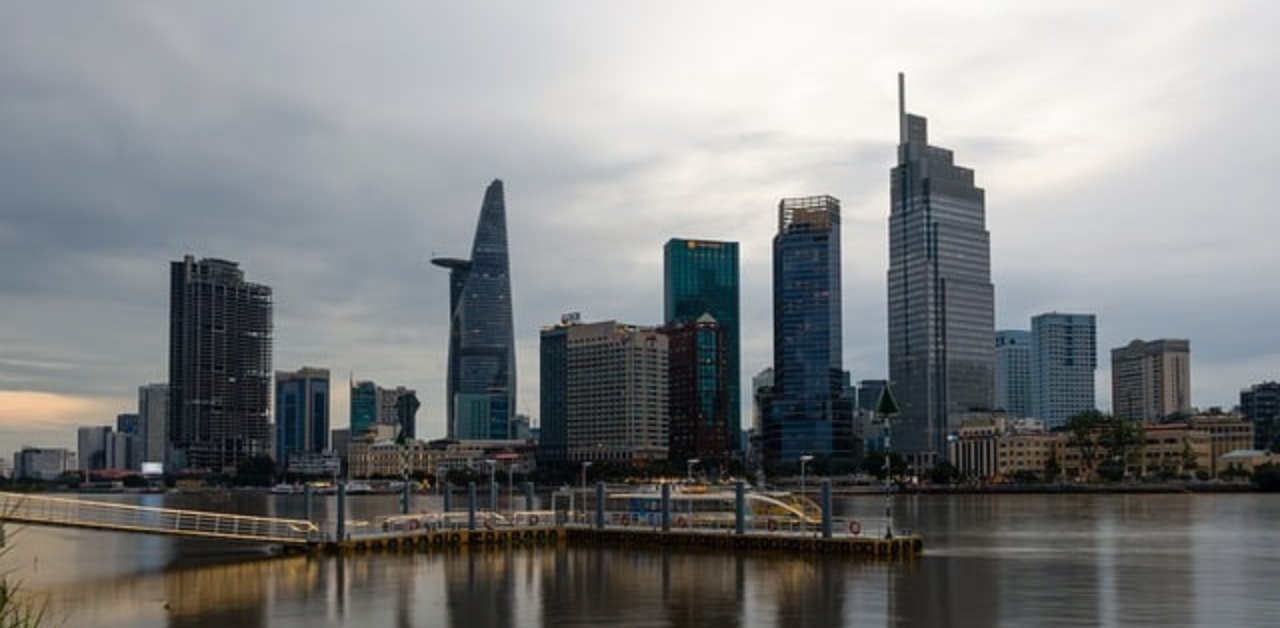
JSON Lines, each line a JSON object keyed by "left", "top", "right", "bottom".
{"left": 6, "top": 491, "right": 1279, "bottom": 627}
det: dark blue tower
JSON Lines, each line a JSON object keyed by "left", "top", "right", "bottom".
{"left": 433, "top": 180, "right": 517, "bottom": 440}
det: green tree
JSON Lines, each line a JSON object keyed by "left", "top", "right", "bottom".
{"left": 232, "top": 455, "right": 277, "bottom": 487}
{"left": 928, "top": 461, "right": 960, "bottom": 485}
{"left": 1066, "top": 410, "right": 1107, "bottom": 480}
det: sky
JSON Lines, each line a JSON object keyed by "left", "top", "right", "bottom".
{"left": 2, "top": 1, "right": 1278, "bottom": 459}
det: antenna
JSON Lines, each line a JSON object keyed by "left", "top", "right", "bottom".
{"left": 898, "top": 72, "right": 906, "bottom": 144}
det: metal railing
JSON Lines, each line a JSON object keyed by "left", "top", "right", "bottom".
{"left": 0, "top": 492, "right": 320, "bottom": 545}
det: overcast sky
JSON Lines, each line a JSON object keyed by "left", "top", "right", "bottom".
{"left": 2, "top": 1, "right": 1278, "bottom": 458}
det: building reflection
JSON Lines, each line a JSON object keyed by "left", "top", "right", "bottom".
{"left": 443, "top": 550, "right": 517, "bottom": 628}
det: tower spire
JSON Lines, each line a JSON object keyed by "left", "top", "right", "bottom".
{"left": 898, "top": 72, "right": 906, "bottom": 144}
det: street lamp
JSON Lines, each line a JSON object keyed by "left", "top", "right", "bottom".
{"left": 686, "top": 458, "right": 700, "bottom": 483}
{"left": 580, "top": 460, "right": 594, "bottom": 522}
{"left": 507, "top": 460, "right": 516, "bottom": 517}
{"left": 799, "top": 455, "right": 814, "bottom": 497}
{"left": 484, "top": 459, "right": 497, "bottom": 514}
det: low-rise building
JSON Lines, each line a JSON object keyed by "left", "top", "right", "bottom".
{"left": 1187, "top": 413, "right": 1254, "bottom": 476}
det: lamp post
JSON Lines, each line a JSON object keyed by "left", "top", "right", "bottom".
{"left": 580, "top": 460, "right": 594, "bottom": 522}
{"left": 484, "top": 459, "right": 497, "bottom": 514}
{"left": 507, "top": 461, "right": 516, "bottom": 516}
{"left": 799, "top": 454, "right": 814, "bottom": 497}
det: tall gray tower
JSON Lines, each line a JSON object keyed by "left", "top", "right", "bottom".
{"left": 887, "top": 74, "right": 995, "bottom": 467}
{"left": 432, "top": 180, "right": 517, "bottom": 441}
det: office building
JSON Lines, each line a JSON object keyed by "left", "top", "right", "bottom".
{"left": 1241, "top": 381, "right": 1280, "bottom": 452}
{"left": 275, "top": 367, "right": 331, "bottom": 467}
{"left": 14, "top": 447, "right": 75, "bottom": 481}
{"left": 350, "top": 379, "right": 378, "bottom": 438}
{"left": 1111, "top": 339, "right": 1191, "bottom": 422}
{"left": 767, "top": 195, "right": 856, "bottom": 464}
{"left": 168, "top": 255, "right": 273, "bottom": 471}
{"left": 379, "top": 386, "right": 420, "bottom": 440}
{"left": 432, "top": 180, "right": 517, "bottom": 440}
{"left": 888, "top": 75, "right": 995, "bottom": 466}
{"left": 539, "top": 317, "right": 669, "bottom": 465}
{"left": 662, "top": 314, "right": 731, "bottom": 463}
{"left": 78, "top": 425, "right": 112, "bottom": 471}
{"left": 1030, "top": 313, "right": 1097, "bottom": 429}
{"left": 995, "top": 331, "right": 1032, "bottom": 418}
{"left": 664, "top": 238, "right": 741, "bottom": 452}
{"left": 137, "top": 383, "right": 168, "bottom": 467}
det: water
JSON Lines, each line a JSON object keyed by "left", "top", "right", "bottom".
{"left": 6, "top": 492, "right": 1280, "bottom": 627}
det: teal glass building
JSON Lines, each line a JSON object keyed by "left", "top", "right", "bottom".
{"left": 275, "top": 367, "right": 330, "bottom": 466}
{"left": 349, "top": 380, "right": 378, "bottom": 438}
{"left": 664, "top": 239, "right": 740, "bottom": 453}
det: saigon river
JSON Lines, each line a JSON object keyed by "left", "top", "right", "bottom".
{"left": 6, "top": 491, "right": 1280, "bottom": 627}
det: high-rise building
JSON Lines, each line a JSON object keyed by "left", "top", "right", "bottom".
{"left": 350, "top": 380, "right": 378, "bottom": 438}
{"left": 275, "top": 367, "right": 330, "bottom": 467}
{"left": 664, "top": 238, "right": 741, "bottom": 452}
{"left": 995, "top": 331, "right": 1032, "bottom": 418}
{"left": 538, "top": 317, "right": 668, "bottom": 465}
{"left": 1111, "top": 338, "right": 1191, "bottom": 422}
{"left": 77, "top": 425, "right": 111, "bottom": 471}
{"left": 432, "top": 180, "right": 517, "bottom": 441}
{"left": 168, "top": 255, "right": 272, "bottom": 471}
{"left": 767, "top": 195, "right": 856, "bottom": 465}
{"left": 14, "top": 447, "right": 75, "bottom": 481}
{"left": 1240, "top": 381, "right": 1280, "bottom": 452}
{"left": 137, "top": 383, "right": 168, "bottom": 466}
{"left": 662, "top": 315, "right": 731, "bottom": 464}
{"left": 378, "top": 386, "right": 420, "bottom": 440}
{"left": 1030, "top": 313, "right": 1097, "bottom": 428}
{"left": 888, "top": 75, "right": 995, "bottom": 466}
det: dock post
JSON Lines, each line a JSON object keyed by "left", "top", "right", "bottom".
{"left": 304, "top": 484, "right": 314, "bottom": 524}
{"left": 735, "top": 480, "right": 746, "bottom": 536}
{"left": 336, "top": 482, "right": 347, "bottom": 541}
{"left": 661, "top": 483, "right": 671, "bottom": 532}
{"left": 821, "top": 479, "right": 833, "bottom": 539}
{"left": 467, "top": 482, "right": 477, "bottom": 531}
{"left": 443, "top": 482, "right": 452, "bottom": 512}
{"left": 489, "top": 479, "right": 498, "bottom": 515}
{"left": 523, "top": 481, "right": 535, "bottom": 512}
{"left": 595, "top": 481, "right": 606, "bottom": 529}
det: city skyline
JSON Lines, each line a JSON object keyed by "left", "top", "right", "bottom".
{"left": 2, "top": 3, "right": 1278, "bottom": 455}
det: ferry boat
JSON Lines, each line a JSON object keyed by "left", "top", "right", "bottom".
{"left": 598, "top": 483, "right": 823, "bottom": 530}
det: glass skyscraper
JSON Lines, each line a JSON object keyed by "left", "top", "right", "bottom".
{"left": 432, "top": 180, "right": 517, "bottom": 441}
{"left": 888, "top": 75, "right": 995, "bottom": 466}
{"left": 275, "top": 367, "right": 330, "bottom": 467}
{"left": 168, "top": 255, "right": 273, "bottom": 471}
{"left": 996, "top": 330, "right": 1033, "bottom": 418}
{"left": 664, "top": 238, "right": 740, "bottom": 453}
{"left": 768, "top": 195, "right": 856, "bottom": 465}
{"left": 1030, "top": 312, "right": 1096, "bottom": 429}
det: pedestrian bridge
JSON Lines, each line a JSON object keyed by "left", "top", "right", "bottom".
{"left": 0, "top": 491, "right": 320, "bottom": 545}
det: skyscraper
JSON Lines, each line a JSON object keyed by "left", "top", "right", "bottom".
{"left": 1111, "top": 338, "right": 1191, "bottom": 422}
{"left": 275, "top": 367, "right": 330, "bottom": 467}
{"left": 888, "top": 75, "right": 995, "bottom": 466}
{"left": 767, "top": 195, "right": 856, "bottom": 465}
{"left": 168, "top": 255, "right": 272, "bottom": 471}
{"left": 432, "top": 180, "right": 516, "bottom": 441}
{"left": 664, "top": 238, "right": 741, "bottom": 452}
{"left": 1241, "top": 381, "right": 1280, "bottom": 452}
{"left": 137, "top": 383, "right": 168, "bottom": 466}
{"left": 662, "top": 314, "right": 730, "bottom": 463}
{"left": 1030, "top": 312, "right": 1097, "bottom": 428}
{"left": 995, "top": 331, "right": 1032, "bottom": 418}
{"left": 350, "top": 380, "right": 378, "bottom": 438}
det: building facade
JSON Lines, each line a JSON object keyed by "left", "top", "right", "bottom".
{"left": 888, "top": 75, "right": 995, "bottom": 467}
{"left": 432, "top": 180, "right": 517, "bottom": 441}
{"left": 768, "top": 195, "right": 856, "bottom": 465}
{"left": 664, "top": 238, "right": 741, "bottom": 452}
{"left": 662, "top": 315, "right": 731, "bottom": 464}
{"left": 275, "top": 367, "right": 330, "bottom": 467}
{"left": 77, "top": 425, "right": 112, "bottom": 471}
{"left": 168, "top": 255, "right": 273, "bottom": 471}
{"left": 1030, "top": 312, "right": 1097, "bottom": 429}
{"left": 1111, "top": 339, "right": 1191, "bottom": 422}
{"left": 539, "top": 318, "right": 669, "bottom": 465}
{"left": 995, "top": 330, "right": 1032, "bottom": 418}
{"left": 14, "top": 447, "right": 75, "bottom": 480}
{"left": 1240, "top": 381, "right": 1280, "bottom": 452}
{"left": 137, "top": 383, "right": 168, "bottom": 467}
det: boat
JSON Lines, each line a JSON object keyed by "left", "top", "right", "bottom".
{"left": 593, "top": 483, "right": 823, "bottom": 530}
{"left": 270, "top": 483, "right": 303, "bottom": 494}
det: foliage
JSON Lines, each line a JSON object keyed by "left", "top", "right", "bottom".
{"left": 1065, "top": 410, "right": 1144, "bottom": 481}
{"left": 0, "top": 578, "right": 49, "bottom": 628}
{"left": 859, "top": 452, "right": 908, "bottom": 481}
{"left": 1253, "top": 464, "right": 1280, "bottom": 492}
{"left": 231, "top": 455, "right": 277, "bottom": 487}
{"left": 927, "top": 461, "right": 960, "bottom": 485}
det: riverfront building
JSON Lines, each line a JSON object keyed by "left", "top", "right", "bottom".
{"left": 275, "top": 367, "right": 330, "bottom": 468}
{"left": 13, "top": 447, "right": 75, "bottom": 481}
{"left": 767, "top": 195, "right": 856, "bottom": 465}
{"left": 1030, "top": 312, "right": 1097, "bottom": 429}
{"left": 664, "top": 238, "right": 741, "bottom": 453}
{"left": 888, "top": 75, "right": 996, "bottom": 468}
{"left": 1240, "top": 381, "right": 1280, "bottom": 452}
{"left": 432, "top": 180, "right": 517, "bottom": 441}
{"left": 168, "top": 255, "right": 273, "bottom": 472}
{"left": 662, "top": 315, "right": 731, "bottom": 464}
{"left": 995, "top": 331, "right": 1032, "bottom": 418}
{"left": 539, "top": 316, "right": 669, "bottom": 465}
{"left": 137, "top": 383, "right": 168, "bottom": 467}
{"left": 1111, "top": 339, "right": 1191, "bottom": 422}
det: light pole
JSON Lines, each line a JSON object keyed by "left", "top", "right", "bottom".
{"left": 799, "top": 455, "right": 814, "bottom": 497}
{"left": 580, "top": 460, "right": 594, "bottom": 522}
{"left": 484, "top": 459, "right": 497, "bottom": 514}
{"left": 685, "top": 458, "right": 701, "bottom": 522}
{"left": 507, "top": 461, "right": 516, "bottom": 516}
